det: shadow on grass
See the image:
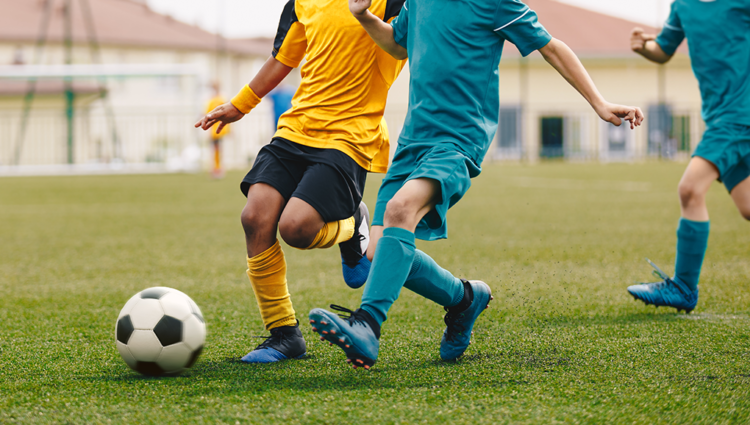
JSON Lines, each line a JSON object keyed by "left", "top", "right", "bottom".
{"left": 85, "top": 352, "right": 535, "bottom": 393}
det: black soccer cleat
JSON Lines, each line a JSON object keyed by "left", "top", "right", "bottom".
{"left": 241, "top": 320, "right": 307, "bottom": 363}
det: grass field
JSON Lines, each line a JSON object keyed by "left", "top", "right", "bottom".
{"left": 1, "top": 162, "right": 749, "bottom": 424}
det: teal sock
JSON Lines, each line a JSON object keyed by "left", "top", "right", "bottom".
{"left": 360, "top": 227, "right": 416, "bottom": 326}
{"left": 403, "top": 249, "right": 464, "bottom": 307}
{"left": 674, "top": 218, "right": 709, "bottom": 291}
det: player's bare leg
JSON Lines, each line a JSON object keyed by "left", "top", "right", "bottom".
{"left": 629, "top": 157, "right": 716, "bottom": 313}
{"left": 240, "top": 183, "right": 306, "bottom": 363}
{"left": 730, "top": 175, "right": 750, "bottom": 220}
{"left": 278, "top": 197, "right": 327, "bottom": 249}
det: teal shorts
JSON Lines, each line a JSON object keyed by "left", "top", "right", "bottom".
{"left": 693, "top": 123, "right": 750, "bottom": 192}
{"left": 372, "top": 143, "right": 481, "bottom": 241}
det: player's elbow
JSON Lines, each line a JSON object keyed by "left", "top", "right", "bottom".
{"left": 390, "top": 47, "right": 408, "bottom": 61}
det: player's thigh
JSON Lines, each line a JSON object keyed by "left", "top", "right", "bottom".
{"left": 730, "top": 175, "right": 750, "bottom": 220}
{"left": 678, "top": 156, "right": 720, "bottom": 202}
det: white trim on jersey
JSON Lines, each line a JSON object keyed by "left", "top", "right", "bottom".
{"left": 663, "top": 22, "right": 684, "bottom": 32}
{"left": 494, "top": 8, "right": 531, "bottom": 32}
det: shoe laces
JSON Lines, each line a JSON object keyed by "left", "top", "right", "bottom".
{"left": 642, "top": 258, "right": 688, "bottom": 296}
{"left": 252, "top": 328, "right": 283, "bottom": 350}
{"left": 330, "top": 304, "right": 368, "bottom": 326}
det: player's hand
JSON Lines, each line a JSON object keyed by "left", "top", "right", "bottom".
{"left": 349, "top": 0, "right": 372, "bottom": 17}
{"left": 595, "top": 102, "right": 645, "bottom": 130}
{"left": 631, "top": 27, "right": 656, "bottom": 53}
{"left": 194, "top": 102, "right": 244, "bottom": 135}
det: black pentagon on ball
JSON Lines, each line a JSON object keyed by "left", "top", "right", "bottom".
{"left": 116, "top": 315, "right": 134, "bottom": 344}
{"left": 134, "top": 361, "right": 165, "bottom": 376}
{"left": 139, "top": 287, "right": 171, "bottom": 299}
{"left": 153, "top": 315, "right": 182, "bottom": 346}
{"left": 186, "top": 346, "right": 203, "bottom": 368}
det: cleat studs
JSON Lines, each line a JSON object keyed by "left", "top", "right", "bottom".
{"left": 345, "top": 345, "right": 350, "bottom": 348}
{"left": 329, "top": 342, "right": 333, "bottom": 346}
{"left": 309, "top": 320, "right": 315, "bottom": 324}
{"left": 312, "top": 327, "right": 318, "bottom": 332}
{"left": 320, "top": 337, "right": 325, "bottom": 341}
{"left": 330, "top": 330, "right": 336, "bottom": 335}
{"left": 322, "top": 331, "right": 328, "bottom": 335}
{"left": 339, "top": 338, "right": 345, "bottom": 343}
{"left": 321, "top": 321, "right": 328, "bottom": 325}
{"left": 346, "top": 359, "right": 351, "bottom": 363}
{"left": 364, "top": 365, "right": 370, "bottom": 370}
{"left": 356, "top": 359, "right": 364, "bottom": 364}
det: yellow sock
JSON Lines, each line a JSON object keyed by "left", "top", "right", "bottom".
{"left": 304, "top": 217, "right": 355, "bottom": 249}
{"left": 246, "top": 240, "right": 297, "bottom": 330}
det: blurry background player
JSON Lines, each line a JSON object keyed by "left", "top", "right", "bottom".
{"left": 626, "top": 1, "right": 750, "bottom": 314}
{"left": 205, "top": 82, "right": 230, "bottom": 179}
{"left": 195, "top": 0, "right": 405, "bottom": 363}
{"left": 309, "top": 0, "right": 644, "bottom": 369}
{"left": 267, "top": 83, "right": 295, "bottom": 128}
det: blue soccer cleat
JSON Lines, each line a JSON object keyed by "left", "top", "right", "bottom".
{"left": 309, "top": 305, "right": 380, "bottom": 369}
{"left": 339, "top": 202, "right": 371, "bottom": 289}
{"left": 240, "top": 321, "right": 307, "bottom": 363}
{"left": 440, "top": 280, "right": 493, "bottom": 361}
{"left": 627, "top": 259, "right": 699, "bottom": 314}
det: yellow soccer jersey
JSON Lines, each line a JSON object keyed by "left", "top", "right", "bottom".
{"left": 271, "top": 0, "right": 406, "bottom": 173}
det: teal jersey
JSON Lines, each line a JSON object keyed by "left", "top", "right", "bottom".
{"left": 655, "top": 0, "right": 750, "bottom": 127}
{"left": 391, "top": 0, "right": 551, "bottom": 169}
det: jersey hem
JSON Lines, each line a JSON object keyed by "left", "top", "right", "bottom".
{"left": 273, "top": 129, "right": 388, "bottom": 174}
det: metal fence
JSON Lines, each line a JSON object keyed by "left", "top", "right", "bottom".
{"left": 0, "top": 106, "right": 274, "bottom": 175}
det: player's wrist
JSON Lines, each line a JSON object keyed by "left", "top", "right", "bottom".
{"left": 231, "top": 85, "right": 260, "bottom": 115}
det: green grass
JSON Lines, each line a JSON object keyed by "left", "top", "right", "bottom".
{"left": 1, "top": 162, "right": 749, "bottom": 424}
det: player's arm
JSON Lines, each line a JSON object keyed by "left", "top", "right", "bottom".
{"left": 539, "top": 38, "right": 644, "bottom": 129}
{"left": 350, "top": 0, "right": 408, "bottom": 60}
{"left": 194, "top": 57, "right": 293, "bottom": 133}
{"left": 631, "top": 27, "right": 672, "bottom": 64}
{"left": 196, "top": 0, "right": 304, "bottom": 134}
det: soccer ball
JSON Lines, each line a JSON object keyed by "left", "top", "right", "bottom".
{"left": 115, "top": 287, "right": 206, "bottom": 376}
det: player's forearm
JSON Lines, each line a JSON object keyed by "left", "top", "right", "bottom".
{"left": 540, "top": 38, "right": 606, "bottom": 110}
{"left": 353, "top": 10, "right": 408, "bottom": 60}
{"left": 634, "top": 41, "right": 672, "bottom": 64}
{"left": 248, "top": 56, "right": 294, "bottom": 98}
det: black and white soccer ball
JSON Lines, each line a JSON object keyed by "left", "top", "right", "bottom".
{"left": 115, "top": 287, "right": 206, "bottom": 376}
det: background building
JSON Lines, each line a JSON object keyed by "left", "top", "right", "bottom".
{"left": 0, "top": 0, "right": 701, "bottom": 173}
{"left": 0, "top": 0, "right": 283, "bottom": 172}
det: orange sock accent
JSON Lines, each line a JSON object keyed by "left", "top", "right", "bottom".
{"left": 246, "top": 240, "right": 297, "bottom": 330}
{"left": 303, "top": 217, "right": 355, "bottom": 249}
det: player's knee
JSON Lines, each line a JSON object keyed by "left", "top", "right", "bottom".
{"left": 278, "top": 216, "right": 315, "bottom": 249}
{"left": 240, "top": 205, "right": 275, "bottom": 237}
{"left": 384, "top": 197, "right": 415, "bottom": 228}
{"left": 678, "top": 181, "right": 705, "bottom": 208}
{"left": 739, "top": 208, "right": 750, "bottom": 221}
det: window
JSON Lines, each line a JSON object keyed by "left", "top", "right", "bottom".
{"left": 540, "top": 116, "right": 564, "bottom": 159}
{"left": 671, "top": 115, "right": 691, "bottom": 153}
{"left": 647, "top": 104, "right": 673, "bottom": 157}
{"left": 495, "top": 106, "right": 522, "bottom": 159}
